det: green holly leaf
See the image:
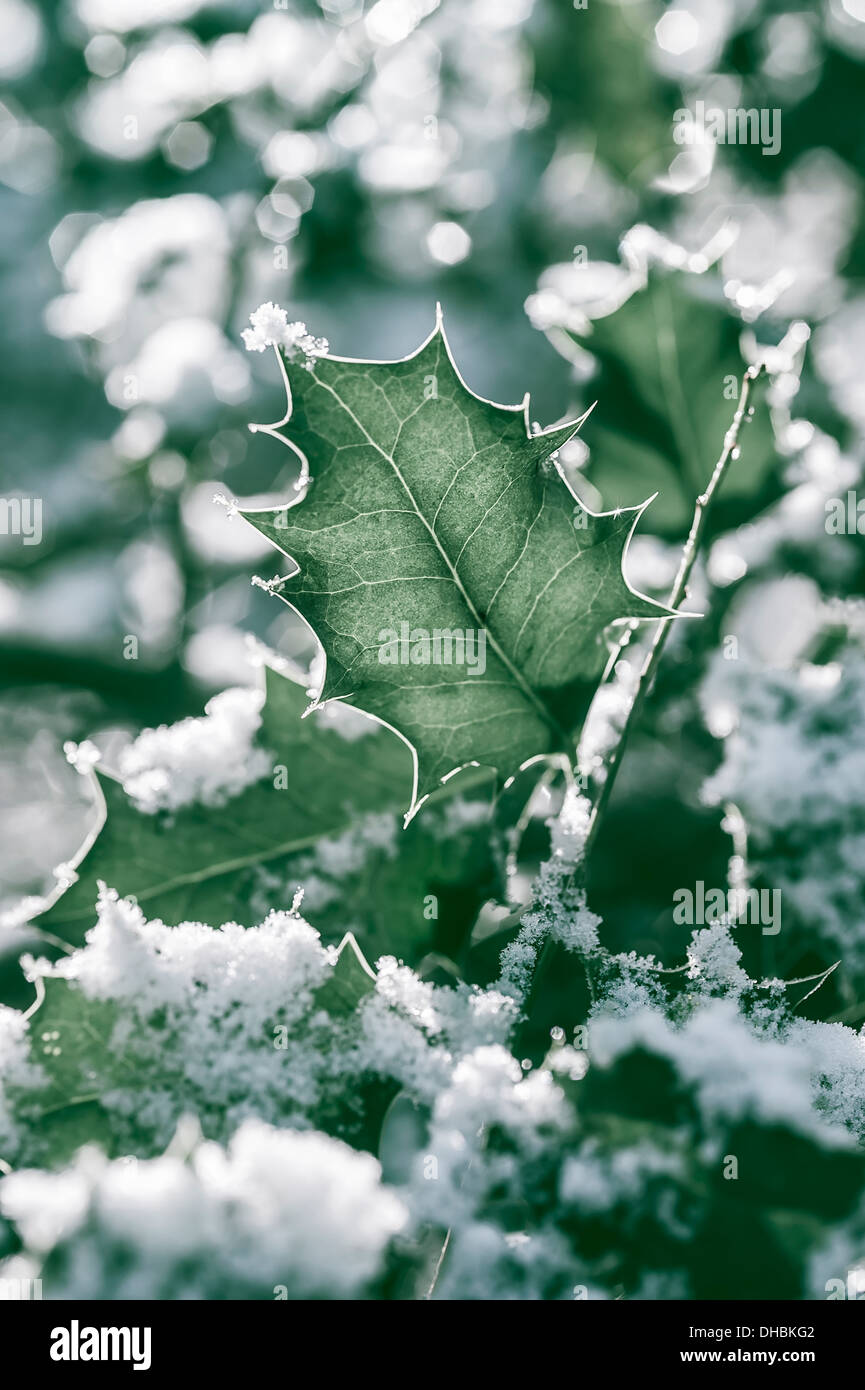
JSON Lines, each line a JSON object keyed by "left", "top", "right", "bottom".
{"left": 242, "top": 312, "right": 671, "bottom": 817}
{"left": 314, "top": 933, "right": 377, "bottom": 1017}
{"left": 8, "top": 933, "right": 377, "bottom": 1167}
{"left": 558, "top": 262, "right": 778, "bottom": 536}
{"left": 35, "top": 665, "right": 499, "bottom": 964}
{"left": 12, "top": 977, "right": 126, "bottom": 1166}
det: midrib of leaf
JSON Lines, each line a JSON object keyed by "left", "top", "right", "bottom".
{"left": 651, "top": 280, "right": 704, "bottom": 492}
{"left": 50, "top": 821, "right": 332, "bottom": 924}
{"left": 36, "top": 1095, "right": 104, "bottom": 1117}
{"left": 52, "top": 763, "right": 496, "bottom": 925}
{"left": 311, "top": 353, "right": 569, "bottom": 747}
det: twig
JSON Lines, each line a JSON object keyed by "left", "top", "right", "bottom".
{"left": 791, "top": 959, "right": 840, "bottom": 1011}
{"left": 424, "top": 1229, "right": 451, "bottom": 1300}
{"left": 511, "top": 366, "right": 764, "bottom": 1020}
{"left": 582, "top": 365, "right": 763, "bottom": 860}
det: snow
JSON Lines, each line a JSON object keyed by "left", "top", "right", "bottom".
{"left": 700, "top": 644, "right": 865, "bottom": 967}
{"left": 118, "top": 685, "right": 272, "bottom": 813}
{"left": 686, "top": 922, "right": 749, "bottom": 994}
{"left": 786, "top": 1016, "right": 865, "bottom": 1137}
{"left": 589, "top": 997, "right": 856, "bottom": 1146}
{"left": 577, "top": 659, "right": 639, "bottom": 779}
{"left": 497, "top": 788, "right": 599, "bottom": 998}
{"left": 5, "top": 875, "right": 865, "bottom": 1299}
{"left": 548, "top": 785, "right": 592, "bottom": 864}
{"left": 435, "top": 1045, "right": 563, "bottom": 1141}
{"left": 3, "top": 886, "right": 524, "bottom": 1167}
{"left": 240, "top": 301, "right": 291, "bottom": 353}
{"left": 0, "top": 1119, "right": 405, "bottom": 1299}
{"left": 241, "top": 302, "right": 329, "bottom": 363}
{"left": 497, "top": 911, "right": 548, "bottom": 998}
{"left": 560, "top": 1142, "right": 683, "bottom": 1212}
{"left": 6, "top": 887, "right": 338, "bottom": 1158}
{"left": 5, "top": 684, "right": 865, "bottom": 1299}
{"left": 0, "top": 1006, "right": 42, "bottom": 1158}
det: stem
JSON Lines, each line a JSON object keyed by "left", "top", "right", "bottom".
{"left": 582, "top": 364, "right": 762, "bottom": 860}
{"left": 511, "top": 365, "right": 763, "bottom": 1019}
{"left": 424, "top": 1228, "right": 451, "bottom": 1300}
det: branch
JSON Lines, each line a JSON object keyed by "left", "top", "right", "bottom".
{"left": 582, "top": 364, "right": 763, "bottom": 859}
{"left": 508, "top": 365, "right": 765, "bottom": 1023}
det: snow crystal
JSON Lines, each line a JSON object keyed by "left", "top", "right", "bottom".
{"left": 60, "top": 886, "right": 329, "bottom": 1022}
{"left": 196, "top": 1122, "right": 405, "bottom": 1293}
{"left": 593, "top": 968, "right": 664, "bottom": 1018}
{"left": 3, "top": 887, "right": 530, "bottom": 1166}
{"left": 686, "top": 922, "right": 749, "bottom": 994}
{"left": 356, "top": 968, "right": 517, "bottom": 1105}
{"left": 63, "top": 738, "right": 101, "bottom": 774}
{"left": 356, "top": 992, "right": 452, "bottom": 1101}
{"left": 8, "top": 887, "right": 338, "bottom": 1157}
{"left": 548, "top": 890, "right": 602, "bottom": 955}
{"left": 0, "top": 1163, "right": 92, "bottom": 1254}
{"left": 497, "top": 788, "right": 600, "bottom": 998}
{"left": 6, "top": 887, "right": 865, "bottom": 1301}
{"left": 497, "top": 912, "right": 548, "bottom": 998}
{"left": 577, "top": 659, "right": 639, "bottom": 778}
{"left": 241, "top": 301, "right": 291, "bottom": 353}
{"left": 118, "top": 685, "right": 272, "bottom": 813}
{"left": 548, "top": 785, "right": 592, "bottom": 864}
{"left": 786, "top": 1016, "right": 865, "bottom": 1137}
{"left": 241, "top": 302, "right": 329, "bottom": 364}
{"left": 435, "top": 1045, "right": 564, "bottom": 1142}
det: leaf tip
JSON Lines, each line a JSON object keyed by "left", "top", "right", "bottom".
{"left": 335, "top": 931, "right": 377, "bottom": 980}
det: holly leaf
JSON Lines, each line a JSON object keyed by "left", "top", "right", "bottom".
{"left": 556, "top": 263, "right": 778, "bottom": 536}
{"left": 242, "top": 312, "right": 671, "bottom": 817}
{"left": 12, "top": 977, "right": 127, "bottom": 1166}
{"left": 34, "top": 665, "right": 499, "bottom": 964}
{"left": 314, "top": 933, "right": 377, "bottom": 1017}
{"left": 7, "top": 932, "right": 378, "bottom": 1167}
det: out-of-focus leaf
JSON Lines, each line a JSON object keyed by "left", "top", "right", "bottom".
{"left": 315, "top": 932, "right": 376, "bottom": 1017}
{"left": 564, "top": 266, "right": 778, "bottom": 535}
{"left": 35, "top": 666, "right": 499, "bottom": 965}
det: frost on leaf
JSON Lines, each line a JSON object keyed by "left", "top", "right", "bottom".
{"left": 242, "top": 310, "right": 673, "bottom": 817}
{"left": 34, "top": 663, "right": 499, "bottom": 964}
{"left": 242, "top": 302, "right": 329, "bottom": 363}
{"left": 4, "top": 886, "right": 520, "bottom": 1168}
